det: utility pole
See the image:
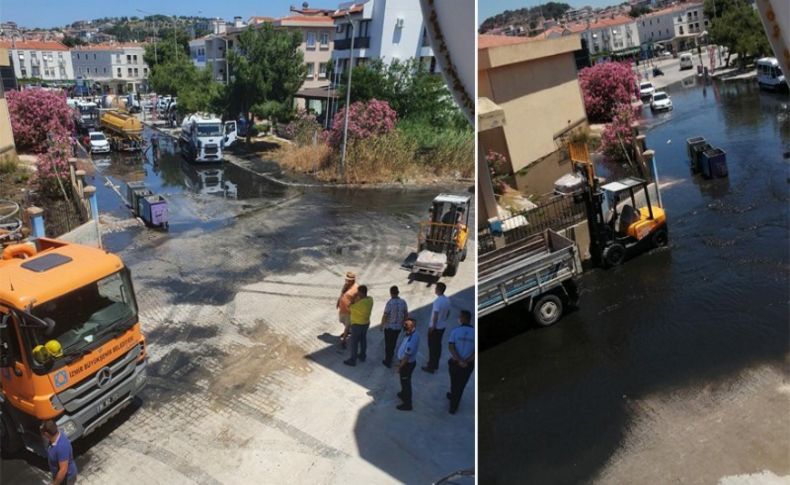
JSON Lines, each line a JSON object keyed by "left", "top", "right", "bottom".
{"left": 340, "top": 14, "right": 355, "bottom": 182}
{"left": 173, "top": 16, "right": 178, "bottom": 61}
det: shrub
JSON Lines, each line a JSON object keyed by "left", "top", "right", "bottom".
{"left": 284, "top": 109, "right": 323, "bottom": 146}
{"left": 7, "top": 89, "right": 75, "bottom": 153}
{"left": 36, "top": 133, "right": 74, "bottom": 197}
{"left": 327, "top": 98, "right": 397, "bottom": 148}
{"left": 274, "top": 142, "right": 334, "bottom": 174}
{"left": 579, "top": 62, "right": 638, "bottom": 123}
{"left": 485, "top": 149, "right": 509, "bottom": 178}
{"left": 601, "top": 104, "right": 638, "bottom": 164}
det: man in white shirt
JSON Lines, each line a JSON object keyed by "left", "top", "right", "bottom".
{"left": 422, "top": 282, "right": 451, "bottom": 374}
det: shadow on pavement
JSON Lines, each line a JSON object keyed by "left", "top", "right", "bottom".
{"left": 306, "top": 285, "right": 475, "bottom": 484}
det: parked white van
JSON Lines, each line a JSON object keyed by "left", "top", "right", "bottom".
{"left": 756, "top": 57, "right": 787, "bottom": 91}
{"left": 679, "top": 53, "right": 694, "bottom": 70}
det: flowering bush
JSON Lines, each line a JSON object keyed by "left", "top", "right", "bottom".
{"left": 283, "top": 108, "right": 323, "bottom": 146}
{"left": 601, "top": 104, "right": 638, "bottom": 164}
{"left": 327, "top": 98, "right": 397, "bottom": 148}
{"left": 485, "top": 149, "right": 509, "bottom": 178}
{"left": 6, "top": 89, "right": 75, "bottom": 153}
{"left": 579, "top": 62, "right": 638, "bottom": 123}
{"left": 36, "top": 133, "right": 75, "bottom": 196}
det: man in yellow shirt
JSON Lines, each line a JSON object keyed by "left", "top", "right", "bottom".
{"left": 344, "top": 285, "right": 373, "bottom": 366}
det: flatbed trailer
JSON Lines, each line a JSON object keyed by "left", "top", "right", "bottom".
{"left": 479, "top": 229, "right": 581, "bottom": 326}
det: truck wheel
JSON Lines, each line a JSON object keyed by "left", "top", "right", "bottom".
{"left": 652, "top": 227, "right": 668, "bottom": 248}
{"left": 459, "top": 246, "right": 467, "bottom": 262}
{"left": 1, "top": 410, "right": 22, "bottom": 454}
{"left": 602, "top": 243, "right": 626, "bottom": 267}
{"left": 533, "top": 294, "right": 563, "bottom": 327}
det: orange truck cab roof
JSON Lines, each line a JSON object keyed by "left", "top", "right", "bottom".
{"left": 0, "top": 239, "right": 124, "bottom": 310}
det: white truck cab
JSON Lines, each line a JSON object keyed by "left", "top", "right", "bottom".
{"left": 179, "top": 113, "right": 237, "bottom": 163}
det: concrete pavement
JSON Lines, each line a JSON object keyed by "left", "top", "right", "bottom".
{"left": 2, "top": 156, "right": 475, "bottom": 483}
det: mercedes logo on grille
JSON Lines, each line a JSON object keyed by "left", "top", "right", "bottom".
{"left": 96, "top": 367, "right": 112, "bottom": 389}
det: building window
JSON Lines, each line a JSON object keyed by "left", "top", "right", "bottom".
{"left": 127, "top": 68, "right": 132, "bottom": 77}
{"left": 320, "top": 32, "right": 329, "bottom": 47}
{"left": 228, "top": 40, "right": 233, "bottom": 49}
{"left": 679, "top": 26, "right": 684, "bottom": 34}
{"left": 133, "top": 54, "right": 138, "bottom": 62}
{"left": 116, "top": 54, "right": 121, "bottom": 63}
{"left": 76, "top": 53, "right": 80, "bottom": 59}
{"left": 93, "top": 53, "right": 96, "bottom": 59}
{"left": 306, "top": 31, "right": 316, "bottom": 48}
{"left": 127, "top": 54, "right": 132, "bottom": 63}
{"left": 336, "top": 24, "right": 344, "bottom": 34}
{"left": 144, "top": 67, "right": 148, "bottom": 75}
{"left": 104, "top": 67, "right": 107, "bottom": 73}
{"left": 20, "top": 68, "right": 26, "bottom": 77}
{"left": 319, "top": 62, "right": 327, "bottom": 78}
{"left": 117, "top": 67, "right": 122, "bottom": 77}
{"left": 358, "top": 19, "right": 370, "bottom": 37}
{"left": 134, "top": 68, "right": 139, "bottom": 77}
{"left": 306, "top": 62, "right": 314, "bottom": 78}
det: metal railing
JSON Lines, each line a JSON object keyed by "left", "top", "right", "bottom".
{"left": 479, "top": 194, "right": 587, "bottom": 255}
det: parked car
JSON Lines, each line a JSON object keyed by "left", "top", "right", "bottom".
{"left": 639, "top": 81, "right": 656, "bottom": 99}
{"left": 88, "top": 131, "right": 111, "bottom": 153}
{"left": 679, "top": 53, "right": 694, "bottom": 70}
{"left": 650, "top": 91, "right": 673, "bottom": 111}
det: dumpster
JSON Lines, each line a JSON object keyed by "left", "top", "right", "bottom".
{"left": 690, "top": 140, "right": 711, "bottom": 174}
{"left": 139, "top": 195, "right": 168, "bottom": 228}
{"left": 127, "top": 181, "right": 152, "bottom": 211}
{"left": 702, "top": 147, "right": 728, "bottom": 179}
{"left": 686, "top": 137, "right": 706, "bottom": 172}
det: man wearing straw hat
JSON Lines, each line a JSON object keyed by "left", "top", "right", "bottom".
{"left": 337, "top": 271, "right": 358, "bottom": 348}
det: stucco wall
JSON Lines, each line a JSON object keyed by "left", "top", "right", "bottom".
{"left": 481, "top": 51, "right": 586, "bottom": 174}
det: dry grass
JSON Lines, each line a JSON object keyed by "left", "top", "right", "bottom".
{"left": 273, "top": 130, "right": 473, "bottom": 184}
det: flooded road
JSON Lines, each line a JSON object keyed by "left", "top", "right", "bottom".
{"left": 479, "top": 79, "right": 789, "bottom": 483}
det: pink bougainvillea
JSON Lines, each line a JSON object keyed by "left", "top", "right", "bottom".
{"left": 485, "top": 149, "right": 509, "bottom": 178}
{"left": 578, "top": 62, "right": 638, "bottom": 123}
{"left": 601, "top": 104, "right": 638, "bottom": 164}
{"left": 35, "top": 132, "right": 75, "bottom": 196}
{"left": 6, "top": 88, "right": 76, "bottom": 153}
{"left": 327, "top": 98, "right": 397, "bottom": 148}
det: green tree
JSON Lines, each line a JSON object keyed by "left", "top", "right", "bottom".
{"left": 705, "top": 0, "right": 771, "bottom": 67}
{"left": 143, "top": 28, "right": 190, "bottom": 68}
{"left": 225, "top": 23, "right": 306, "bottom": 143}
{"left": 148, "top": 56, "right": 224, "bottom": 114}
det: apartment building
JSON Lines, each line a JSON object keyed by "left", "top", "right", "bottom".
{"left": 274, "top": 13, "right": 334, "bottom": 89}
{"left": 330, "top": 0, "right": 436, "bottom": 74}
{"left": 0, "top": 40, "right": 73, "bottom": 82}
{"left": 542, "top": 15, "right": 639, "bottom": 56}
{"left": 636, "top": 5, "right": 682, "bottom": 45}
{"left": 71, "top": 43, "right": 148, "bottom": 93}
{"left": 672, "top": 3, "right": 708, "bottom": 51}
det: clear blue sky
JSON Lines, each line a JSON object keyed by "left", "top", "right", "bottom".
{"left": 3, "top": 0, "right": 341, "bottom": 29}
{"left": 479, "top": 0, "right": 618, "bottom": 24}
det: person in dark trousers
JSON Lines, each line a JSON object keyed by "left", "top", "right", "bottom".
{"left": 40, "top": 420, "right": 78, "bottom": 485}
{"left": 380, "top": 285, "right": 408, "bottom": 368}
{"left": 447, "top": 310, "right": 475, "bottom": 414}
{"left": 396, "top": 317, "right": 420, "bottom": 411}
{"left": 423, "top": 282, "right": 451, "bottom": 374}
{"left": 344, "top": 285, "right": 373, "bottom": 366}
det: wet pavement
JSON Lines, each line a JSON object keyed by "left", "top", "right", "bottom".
{"left": 479, "top": 78, "right": 789, "bottom": 484}
{"left": 3, "top": 129, "right": 475, "bottom": 483}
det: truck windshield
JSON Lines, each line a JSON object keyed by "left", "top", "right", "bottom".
{"left": 197, "top": 124, "right": 222, "bottom": 136}
{"left": 26, "top": 270, "right": 137, "bottom": 360}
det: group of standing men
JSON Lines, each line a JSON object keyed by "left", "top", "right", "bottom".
{"left": 336, "top": 272, "right": 474, "bottom": 414}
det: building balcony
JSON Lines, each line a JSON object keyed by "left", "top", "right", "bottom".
{"left": 334, "top": 37, "right": 370, "bottom": 50}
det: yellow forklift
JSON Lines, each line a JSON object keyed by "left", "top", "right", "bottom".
{"left": 412, "top": 194, "right": 471, "bottom": 278}
{"left": 569, "top": 143, "right": 669, "bottom": 267}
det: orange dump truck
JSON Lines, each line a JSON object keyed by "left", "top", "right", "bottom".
{"left": 0, "top": 239, "right": 146, "bottom": 456}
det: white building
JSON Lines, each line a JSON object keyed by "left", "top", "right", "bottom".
{"left": 71, "top": 43, "right": 149, "bottom": 93}
{"left": 672, "top": 2, "right": 708, "bottom": 51}
{"left": 636, "top": 5, "right": 681, "bottom": 45}
{"left": 0, "top": 40, "right": 74, "bottom": 81}
{"left": 546, "top": 15, "right": 639, "bottom": 55}
{"left": 330, "top": 0, "right": 436, "bottom": 74}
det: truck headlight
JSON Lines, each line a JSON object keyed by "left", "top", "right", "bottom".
{"left": 59, "top": 419, "right": 78, "bottom": 438}
{"left": 50, "top": 394, "right": 64, "bottom": 411}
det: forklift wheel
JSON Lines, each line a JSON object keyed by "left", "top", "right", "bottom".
{"left": 602, "top": 243, "right": 626, "bottom": 267}
{"left": 459, "top": 246, "right": 467, "bottom": 262}
{"left": 652, "top": 227, "right": 669, "bottom": 248}
{"left": 533, "top": 294, "right": 563, "bottom": 327}
{"left": 444, "top": 261, "right": 458, "bottom": 277}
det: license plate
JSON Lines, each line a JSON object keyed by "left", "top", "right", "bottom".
{"left": 97, "top": 393, "right": 119, "bottom": 413}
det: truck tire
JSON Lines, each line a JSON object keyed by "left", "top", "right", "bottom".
{"left": 533, "top": 294, "right": 563, "bottom": 327}
{"left": 459, "top": 245, "right": 467, "bottom": 262}
{"left": 1, "top": 409, "right": 22, "bottom": 455}
{"left": 652, "top": 227, "right": 668, "bottom": 248}
{"left": 444, "top": 256, "right": 458, "bottom": 277}
{"left": 602, "top": 243, "right": 626, "bottom": 267}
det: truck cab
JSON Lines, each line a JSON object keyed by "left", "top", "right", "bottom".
{"left": 0, "top": 239, "right": 147, "bottom": 456}
{"left": 179, "top": 113, "right": 237, "bottom": 163}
